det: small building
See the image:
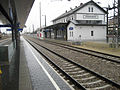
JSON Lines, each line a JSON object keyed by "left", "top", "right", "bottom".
{"left": 44, "top": 23, "right": 67, "bottom": 40}
{"left": 67, "top": 20, "right": 106, "bottom": 41}
{"left": 45, "top": 0, "right": 107, "bottom": 41}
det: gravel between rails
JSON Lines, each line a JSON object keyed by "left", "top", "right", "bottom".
{"left": 26, "top": 38, "right": 119, "bottom": 89}
{"left": 25, "top": 36, "right": 120, "bottom": 85}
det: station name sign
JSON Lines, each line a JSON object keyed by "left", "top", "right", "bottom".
{"left": 83, "top": 14, "right": 98, "bottom": 19}
{"left": 7, "top": 28, "right": 23, "bottom": 31}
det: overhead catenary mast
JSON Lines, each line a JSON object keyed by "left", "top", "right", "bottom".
{"left": 107, "top": 0, "right": 120, "bottom": 48}
{"left": 118, "top": 0, "right": 120, "bottom": 43}
{"left": 112, "top": 0, "right": 119, "bottom": 48}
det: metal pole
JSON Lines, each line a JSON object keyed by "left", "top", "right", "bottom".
{"left": 106, "top": 8, "right": 109, "bottom": 43}
{"left": 45, "top": 15, "right": 46, "bottom": 27}
{"left": 42, "top": 15, "right": 46, "bottom": 27}
{"left": 12, "top": 25, "right": 14, "bottom": 41}
{"left": 112, "top": 0, "right": 117, "bottom": 48}
{"left": 39, "top": 2, "right": 41, "bottom": 29}
{"left": 32, "top": 24, "right": 34, "bottom": 33}
{"left": 118, "top": 0, "right": 120, "bottom": 44}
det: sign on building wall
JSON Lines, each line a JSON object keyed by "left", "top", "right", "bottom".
{"left": 7, "top": 28, "right": 23, "bottom": 31}
{"left": 69, "top": 27, "right": 73, "bottom": 30}
{"left": 83, "top": 14, "right": 98, "bottom": 19}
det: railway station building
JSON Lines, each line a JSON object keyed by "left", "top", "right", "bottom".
{"left": 44, "top": 0, "right": 107, "bottom": 41}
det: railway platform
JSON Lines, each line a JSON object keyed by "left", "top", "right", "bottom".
{"left": 19, "top": 37, "right": 73, "bottom": 90}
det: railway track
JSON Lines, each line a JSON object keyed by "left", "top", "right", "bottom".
{"left": 37, "top": 39, "right": 120, "bottom": 64}
{"left": 0, "top": 38, "right": 12, "bottom": 45}
{"left": 25, "top": 37, "right": 120, "bottom": 90}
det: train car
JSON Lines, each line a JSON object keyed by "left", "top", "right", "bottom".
{"left": 37, "top": 28, "right": 44, "bottom": 39}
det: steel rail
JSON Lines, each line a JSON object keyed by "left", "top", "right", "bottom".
{"left": 26, "top": 38, "right": 86, "bottom": 90}
{"left": 44, "top": 39, "right": 120, "bottom": 58}
{"left": 26, "top": 38, "right": 120, "bottom": 89}
{"left": 0, "top": 38, "right": 12, "bottom": 45}
{"left": 38, "top": 39, "right": 120, "bottom": 64}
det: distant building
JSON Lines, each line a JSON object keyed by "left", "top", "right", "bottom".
{"left": 44, "top": 0, "right": 107, "bottom": 41}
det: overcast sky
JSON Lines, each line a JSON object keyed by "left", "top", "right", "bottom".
{"left": 24, "top": 0, "right": 113, "bottom": 33}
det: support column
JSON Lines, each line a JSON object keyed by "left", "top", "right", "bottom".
{"left": 54, "top": 28, "right": 57, "bottom": 39}
{"left": 65, "top": 27, "right": 67, "bottom": 41}
{"left": 49, "top": 29, "right": 51, "bottom": 38}
{"left": 106, "top": 8, "right": 109, "bottom": 43}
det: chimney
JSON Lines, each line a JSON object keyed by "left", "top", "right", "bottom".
{"left": 80, "top": 3, "right": 83, "bottom": 6}
{"left": 70, "top": 7, "right": 72, "bottom": 10}
{"left": 65, "top": 10, "right": 67, "bottom": 13}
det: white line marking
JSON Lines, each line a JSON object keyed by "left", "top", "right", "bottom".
{"left": 25, "top": 41, "right": 61, "bottom": 90}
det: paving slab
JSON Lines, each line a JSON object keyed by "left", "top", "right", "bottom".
{"left": 19, "top": 39, "right": 32, "bottom": 90}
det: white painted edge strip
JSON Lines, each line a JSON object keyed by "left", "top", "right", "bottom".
{"left": 35, "top": 47, "right": 75, "bottom": 90}
{"left": 25, "top": 40, "right": 61, "bottom": 90}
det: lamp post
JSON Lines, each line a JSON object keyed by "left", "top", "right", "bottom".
{"left": 42, "top": 15, "right": 46, "bottom": 27}
{"left": 32, "top": 24, "right": 34, "bottom": 33}
{"left": 39, "top": 2, "right": 41, "bottom": 29}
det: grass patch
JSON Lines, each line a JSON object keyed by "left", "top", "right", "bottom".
{"left": 73, "top": 41, "right": 120, "bottom": 56}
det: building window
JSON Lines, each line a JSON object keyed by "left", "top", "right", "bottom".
{"left": 89, "top": 20, "right": 91, "bottom": 24}
{"left": 86, "top": 20, "right": 88, "bottom": 24}
{"left": 64, "top": 19, "right": 65, "bottom": 22}
{"left": 91, "top": 7, "right": 93, "bottom": 12}
{"left": 88, "top": 7, "right": 93, "bottom": 12}
{"left": 71, "top": 16, "right": 73, "bottom": 20}
{"left": 91, "top": 31, "right": 94, "bottom": 36}
{"left": 88, "top": 7, "right": 90, "bottom": 12}
{"left": 72, "top": 31, "right": 73, "bottom": 37}
{"left": 70, "top": 32, "right": 71, "bottom": 37}
{"left": 70, "top": 31, "right": 73, "bottom": 37}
